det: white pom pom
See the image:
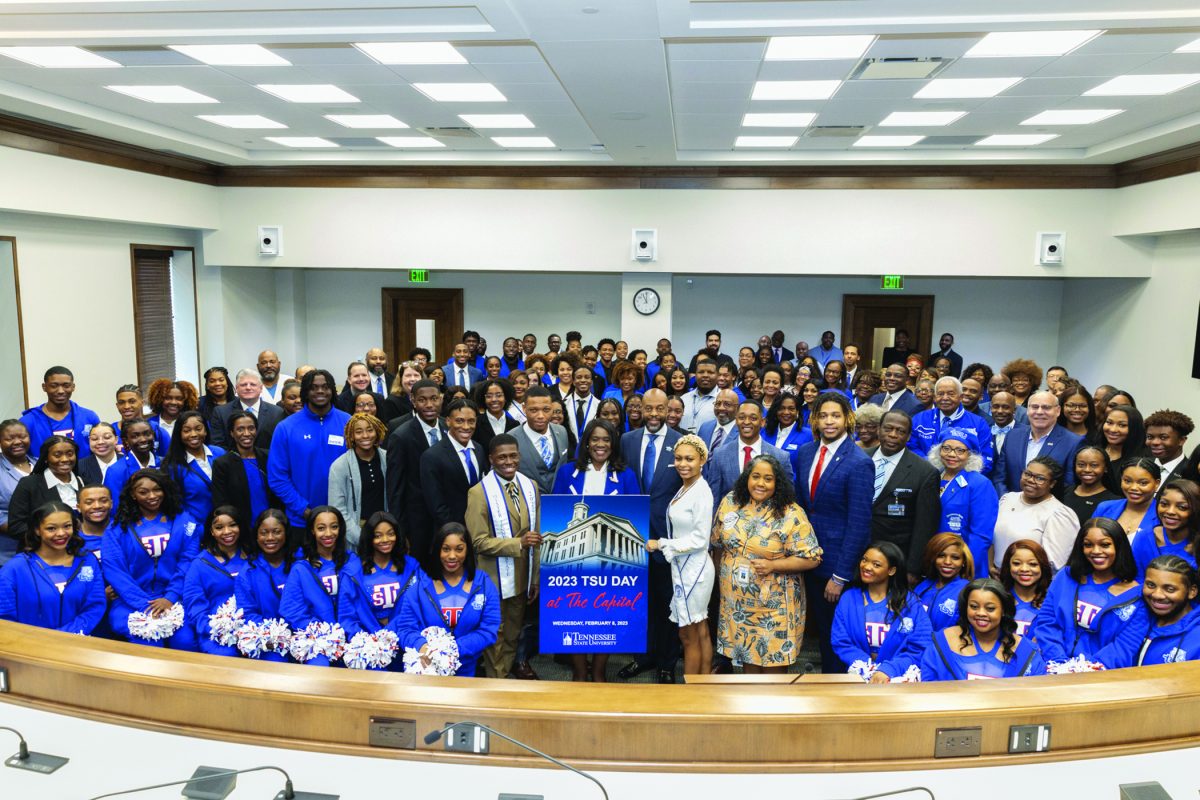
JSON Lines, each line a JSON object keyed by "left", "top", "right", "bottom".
{"left": 237, "top": 618, "right": 293, "bottom": 659}
{"left": 402, "top": 626, "right": 462, "bottom": 676}
{"left": 207, "top": 596, "right": 244, "bottom": 648}
{"left": 344, "top": 630, "right": 400, "bottom": 670}
{"left": 127, "top": 602, "right": 185, "bottom": 642}
{"left": 847, "top": 659, "right": 877, "bottom": 683}
{"left": 892, "top": 664, "right": 923, "bottom": 683}
{"left": 288, "top": 621, "right": 347, "bottom": 664}
{"left": 1046, "top": 655, "right": 1106, "bottom": 674}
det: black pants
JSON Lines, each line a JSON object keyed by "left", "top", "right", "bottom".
{"left": 805, "top": 578, "right": 845, "bottom": 674}
{"left": 646, "top": 558, "right": 680, "bottom": 670}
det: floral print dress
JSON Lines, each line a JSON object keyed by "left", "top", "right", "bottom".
{"left": 711, "top": 495, "right": 822, "bottom": 667}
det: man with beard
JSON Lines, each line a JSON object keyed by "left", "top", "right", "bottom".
{"left": 256, "top": 350, "right": 292, "bottom": 405}
{"left": 365, "top": 347, "right": 394, "bottom": 397}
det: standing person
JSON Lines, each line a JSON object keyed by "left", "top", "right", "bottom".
{"left": 993, "top": 455, "right": 1080, "bottom": 575}
{"left": 1063, "top": 445, "right": 1120, "bottom": 527}
{"left": 1058, "top": 384, "right": 1096, "bottom": 439}
{"left": 472, "top": 378, "right": 520, "bottom": 452}
{"left": 327, "top": 413, "right": 390, "bottom": 549}
{"left": 146, "top": 379, "right": 198, "bottom": 444}
{"left": 514, "top": 387, "right": 570, "bottom": 495}
{"left": 1144, "top": 410, "right": 1194, "bottom": 489}
{"left": 420, "top": 399, "right": 486, "bottom": 530}
{"left": 385, "top": 380, "right": 446, "bottom": 564}
{"left": 869, "top": 364, "right": 922, "bottom": 416}
{"left": 927, "top": 428, "right": 996, "bottom": 578}
{"left": 679, "top": 358, "right": 719, "bottom": 434}
{"left": 868, "top": 411, "right": 940, "bottom": 581}
{"left": 365, "top": 347, "right": 394, "bottom": 397}
{"left": 337, "top": 362, "right": 383, "bottom": 416}
{"left": 1097, "top": 405, "right": 1146, "bottom": 488}
{"left": 881, "top": 330, "right": 914, "bottom": 368}
{"left": 233, "top": 509, "right": 293, "bottom": 661}
{"left": 466, "top": 434, "right": 541, "bottom": 680}
{"left": 182, "top": 506, "right": 249, "bottom": 657}
{"left": 645, "top": 435, "right": 716, "bottom": 677}
{"left": 811, "top": 331, "right": 843, "bottom": 371}
{"left": 267, "top": 370, "right": 352, "bottom": 545}
{"left": 210, "top": 369, "right": 285, "bottom": 450}
{"left": 795, "top": 392, "right": 874, "bottom": 673}
{"left": 279, "top": 380, "right": 303, "bottom": 416}
{"left": 522, "top": 334, "right": 538, "bottom": 358}
{"left": 197, "top": 367, "right": 235, "bottom": 431}
{"left": 842, "top": 344, "right": 862, "bottom": 390}
{"left": 1095, "top": 458, "right": 1162, "bottom": 543}
{"left": 339, "top": 511, "right": 421, "bottom": 654}
{"left": 761, "top": 394, "right": 809, "bottom": 473}
{"left": 20, "top": 366, "right": 101, "bottom": 459}
{"left": 999, "top": 539, "right": 1053, "bottom": 636}
{"left": 1132, "top": 480, "right": 1200, "bottom": 576}
{"left": 211, "top": 411, "right": 278, "bottom": 535}
{"left": 912, "top": 534, "right": 974, "bottom": 632}
{"left": 928, "top": 333, "right": 963, "bottom": 379}
{"left": 919, "top": 579, "right": 1045, "bottom": 681}
{"left": 707, "top": 400, "right": 795, "bottom": 510}
{"left": 78, "top": 422, "right": 120, "bottom": 486}
{"left": 446, "top": 343, "right": 484, "bottom": 391}
{"left": 563, "top": 365, "right": 599, "bottom": 450}
{"left": 7, "top": 435, "right": 83, "bottom": 543}
{"left": 113, "top": 385, "right": 170, "bottom": 457}
{"left": 382, "top": 361, "right": 426, "bottom": 424}
{"left": 104, "top": 420, "right": 161, "bottom": 498}
{"left": 697, "top": 389, "right": 738, "bottom": 458}
{"left": 162, "top": 410, "right": 225, "bottom": 525}
{"left": 992, "top": 390, "right": 1083, "bottom": 495}
{"left": 1001, "top": 359, "right": 1042, "bottom": 408}
{"left": 498, "top": 337, "right": 526, "bottom": 378}
{"left": 256, "top": 350, "right": 292, "bottom": 405}
{"left": 0, "top": 420, "right": 34, "bottom": 562}
{"left": 768, "top": 330, "right": 794, "bottom": 364}
{"left": 102, "top": 468, "right": 200, "bottom": 650}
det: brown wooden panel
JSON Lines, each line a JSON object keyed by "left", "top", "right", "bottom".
{"left": 0, "top": 236, "right": 29, "bottom": 410}
{"left": 381, "top": 287, "right": 463, "bottom": 365}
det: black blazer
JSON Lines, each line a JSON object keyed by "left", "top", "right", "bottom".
{"left": 881, "top": 346, "right": 915, "bottom": 368}
{"left": 385, "top": 417, "right": 448, "bottom": 561}
{"left": 211, "top": 448, "right": 282, "bottom": 532}
{"left": 867, "top": 448, "right": 941, "bottom": 576}
{"left": 210, "top": 400, "right": 285, "bottom": 451}
{"left": 473, "top": 412, "right": 521, "bottom": 452}
{"left": 76, "top": 455, "right": 107, "bottom": 487}
{"left": 380, "top": 394, "right": 412, "bottom": 425}
{"left": 419, "top": 436, "right": 487, "bottom": 531}
{"left": 336, "top": 387, "right": 387, "bottom": 416}
{"left": 8, "top": 472, "right": 78, "bottom": 543}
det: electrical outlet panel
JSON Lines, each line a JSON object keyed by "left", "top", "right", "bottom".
{"left": 443, "top": 722, "right": 489, "bottom": 754}
{"left": 1009, "top": 724, "right": 1051, "bottom": 753}
{"left": 368, "top": 717, "right": 416, "bottom": 750}
{"left": 934, "top": 726, "right": 982, "bottom": 758}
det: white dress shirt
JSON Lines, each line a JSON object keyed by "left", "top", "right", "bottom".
{"left": 807, "top": 433, "right": 848, "bottom": 491}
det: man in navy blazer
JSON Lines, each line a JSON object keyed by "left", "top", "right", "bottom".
{"left": 868, "top": 364, "right": 923, "bottom": 417}
{"left": 992, "top": 390, "right": 1083, "bottom": 496}
{"left": 707, "top": 399, "right": 794, "bottom": 512}
{"left": 445, "top": 342, "right": 485, "bottom": 391}
{"left": 795, "top": 391, "right": 874, "bottom": 674}
{"left": 617, "top": 389, "right": 683, "bottom": 683}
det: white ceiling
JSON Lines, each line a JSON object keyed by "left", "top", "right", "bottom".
{"left": 3, "top": 0, "right": 1200, "bottom": 166}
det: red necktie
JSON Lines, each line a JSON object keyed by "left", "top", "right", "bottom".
{"left": 743, "top": 445, "right": 752, "bottom": 469}
{"left": 810, "top": 445, "right": 828, "bottom": 500}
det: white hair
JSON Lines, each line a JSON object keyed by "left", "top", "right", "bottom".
{"left": 235, "top": 368, "right": 263, "bottom": 383}
{"left": 934, "top": 376, "right": 962, "bottom": 393}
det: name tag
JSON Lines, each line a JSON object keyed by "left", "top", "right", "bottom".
{"left": 53, "top": 429, "right": 73, "bottom": 438}
{"left": 734, "top": 564, "right": 751, "bottom": 588}
{"left": 887, "top": 503, "right": 906, "bottom": 517}
{"left": 327, "top": 434, "right": 345, "bottom": 447}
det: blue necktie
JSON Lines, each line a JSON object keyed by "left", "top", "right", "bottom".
{"left": 376, "top": 376, "right": 385, "bottom": 394}
{"left": 428, "top": 428, "right": 439, "bottom": 446}
{"left": 538, "top": 435, "right": 553, "bottom": 468}
{"left": 458, "top": 368, "right": 468, "bottom": 389}
{"left": 462, "top": 447, "right": 478, "bottom": 484}
{"left": 711, "top": 425, "right": 726, "bottom": 452}
{"left": 873, "top": 457, "right": 888, "bottom": 501}
{"left": 642, "top": 432, "right": 657, "bottom": 492}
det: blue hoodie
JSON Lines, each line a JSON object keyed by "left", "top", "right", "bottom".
{"left": 279, "top": 553, "right": 363, "bottom": 631}
{"left": 1131, "top": 529, "right": 1196, "bottom": 579}
{"left": 913, "top": 577, "right": 969, "bottom": 632}
{"left": 20, "top": 401, "right": 101, "bottom": 459}
{"left": 1094, "top": 499, "right": 1160, "bottom": 544}
{"left": 1103, "top": 603, "right": 1200, "bottom": 669}
{"left": 233, "top": 554, "right": 292, "bottom": 662}
{"left": 183, "top": 549, "right": 248, "bottom": 656}
{"left": 0, "top": 552, "right": 105, "bottom": 634}
{"left": 919, "top": 628, "right": 1046, "bottom": 681}
{"left": 831, "top": 587, "right": 932, "bottom": 678}
{"left": 1032, "top": 569, "right": 1147, "bottom": 666}
{"left": 338, "top": 555, "right": 422, "bottom": 639}
{"left": 267, "top": 406, "right": 351, "bottom": 526}
{"left": 103, "top": 451, "right": 161, "bottom": 500}
{"left": 392, "top": 569, "right": 500, "bottom": 677}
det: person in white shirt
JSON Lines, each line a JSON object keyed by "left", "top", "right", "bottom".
{"left": 680, "top": 357, "right": 719, "bottom": 433}
{"left": 257, "top": 349, "right": 293, "bottom": 405}
{"left": 1145, "top": 410, "right": 1194, "bottom": 491}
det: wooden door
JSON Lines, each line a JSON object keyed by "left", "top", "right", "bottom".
{"left": 381, "top": 288, "right": 463, "bottom": 365}
{"left": 840, "top": 294, "right": 935, "bottom": 372}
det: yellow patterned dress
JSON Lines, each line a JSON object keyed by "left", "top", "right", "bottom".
{"left": 710, "top": 495, "right": 822, "bottom": 667}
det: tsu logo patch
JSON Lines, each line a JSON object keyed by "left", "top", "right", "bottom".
{"left": 945, "top": 514, "right": 964, "bottom": 532}
{"left": 79, "top": 566, "right": 94, "bottom": 583}
{"left": 898, "top": 617, "right": 914, "bottom": 634}
{"left": 185, "top": 521, "right": 197, "bottom": 536}
{"left": 938, "top": 598, "right": 957, "bottom": 617}
{"left": 1116, "top": 604, "right": 1135, "bottom": 621}
{"left": 471, "top": 594, "right": 486, "bottom": 611}
{"left": 1165, "top": 648, "right": 1188, "bottom": 664}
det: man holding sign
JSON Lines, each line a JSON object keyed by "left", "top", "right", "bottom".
{"left": 466, "top": 433, "right": 542, "bottom": 679}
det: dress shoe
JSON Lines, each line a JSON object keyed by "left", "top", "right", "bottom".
{"left": 656, "top": 668, "right": 675, "bottom": 684}
{"left": 616, "top": 660, "right": 650, "bottom": 680}
{"left": 511, "top": 661, "right": 539, "bottom": 680}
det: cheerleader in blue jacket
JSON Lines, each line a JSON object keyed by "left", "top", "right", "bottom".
{"left": 1094, "top": 458, "right": 1161, "bottom": 545}
{"left": 1131, "top": 480, "right": 1198, "bottom": 577}
{"left": 279, "top": 505, "right": 361, "bottom": 666}
{"left": 163, "top": 411, "right": 225, "bottom": 526}
{"left": 233, "top": 509, "right": 293, "bottom": 662}
{"left": 393, "top": 522, "right": 499, "bottom": 677}
{"left": 928, "top": 428, "right": 995, "bottom": 578}
{"left": 831, "top": 541, "right": 932, "bottom": 682}
{"left": 999, "top": 539, "right": 1052, "bottom": 638}
{"left": 0, "top": 501, "right": 105, "bottom": 634}
{"left": 100, "top": 468, "right": 200, "bottom": 649}
{"left": 1033, "top": 518, "right": 1146, "bottom": 667}
{"left": 338, "top": 511, "right": 421, "bottom": 667}
{"left": 1106, "top": 555, "right": 1200, "bottom": 668}
{"left": 183, "top": 506, "right": 249, "bottom": 657}
{"left": 104, "top": 420, "right": 162, "bottom": 500}
{"left": 919, "top": 579, "right": 1046, "bottom": 681}
{"left": 912, "top": 533, "right": 974, "bottom": 632}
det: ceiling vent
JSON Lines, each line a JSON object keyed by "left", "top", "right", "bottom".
{"left": 418, "top": 126, "right": 480, "bottom": 139}
{"left": 805, "top": 125, "right": 868, "bottom": 138}
{"left": 850, "top": 57, "right": 950, "bottom": 80}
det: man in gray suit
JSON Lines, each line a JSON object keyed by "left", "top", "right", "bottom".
{"left": 514, "top": 386, "right": 569, "bottom": 493}
{"left": 707, "top": 399, "right": 795, "bottom": 511}
{"left": 210, "top": 368, "right": 285, "bottom": 450}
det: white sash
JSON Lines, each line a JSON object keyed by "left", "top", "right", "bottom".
{"left": 482, "top": 471, "right": 538, "bottom": 599}
{"left": 507, "top": 404, "right": 527, "bottom": 424}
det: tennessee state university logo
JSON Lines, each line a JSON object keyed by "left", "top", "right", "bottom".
{"left": 442, "top": 606, "right": 463, "bottom": 627}
{"left": 1015, "top": 618, "right": 1031, "bottom": 636}
{"left": 140, "top": 532, "right": 170, "bottom": 558}
{"left": 371, "top": 581, "right": 401, "bottom": 609}
{"left": 1075, "top": 599, "right": 1101, "bottom": 629}
{"left": 865, "top": 621, "right": 891, "bottom": 649}
{"left": 321, "top": 574, "right": 339, "bottom": 595}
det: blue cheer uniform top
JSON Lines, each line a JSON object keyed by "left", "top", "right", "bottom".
{"left": 1014, "top": 596, "right": 1039, "bottom": 638}
{"left": 863, "top": 594, "right": 892, "bottom": 660}
{"left": 316, "top": 558, "right": 340, "bottom": 597}
{"left": 362, "top": 564, "right": 403, "bottom": 626}
{"left": 436, "top": 574, "right": 470, "bottom": 628}
{"left": 1076, "top": 576, "right": 1118, "bottom": 633}
{"left": 1131, "top": 528, "right": 1196, "bottom": 579}
{"left": 31, "top": 555, "right": 73, "bottom": 593}
{"left": 914, "top": 577, "right": 968, "bottom": 632}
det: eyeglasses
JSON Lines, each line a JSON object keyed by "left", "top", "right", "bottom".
{"left": 939, "top": 444, "right": 968, "bottom": 455}
{"left": 1021, "top": 470, "right": 1050, "bottom": 485}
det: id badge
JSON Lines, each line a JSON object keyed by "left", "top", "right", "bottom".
{"left": 887, "top": 503, "right": 906, "bottom": 517}
{"left": 327, "top": 434, "right": 345, "bottom": 446}
{"left": 734, "top": 564, "right": 751, "bottom": 588}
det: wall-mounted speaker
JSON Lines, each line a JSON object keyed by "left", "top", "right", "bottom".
{"left": 258, "top": 225, "right": 282, "bottom": 257}
{"left": 632, "top": 228, "right": 657, "bottom": 262}
{"left": 1036, "top": 232, "right": 1064, "bottom": 266}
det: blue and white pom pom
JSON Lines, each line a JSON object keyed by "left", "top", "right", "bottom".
{"left": 343, "top": 630, "right": 400, "bottom": 670}
{"left": 401, "top": 626, "right": 462, "bottom": 676}
{"left": 1046, "top": 655, "right": 1106, "bottom": 674}
{"left": 891, "top": 664, "right": 922, "bottom": 683}
{"left": 127, "top": 602, "right": 185, "bottom": 641}
{"left": 288, "top": 621, "right": 347, "bottom": 664}
{"left": 848, "top": 659, "right": 878, "bottom": 682}
{"left": 236, "top": 618, "right": 292, "bottom": 659}
{"left": 207, "top": 596, "right": 244, "bottom": 647}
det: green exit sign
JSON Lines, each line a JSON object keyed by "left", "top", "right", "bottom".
{"left": 881, "top": 275, "right": 905, "bottom": 291}
{"left": 409, "top": 269, "right": 430, "bottom": 283}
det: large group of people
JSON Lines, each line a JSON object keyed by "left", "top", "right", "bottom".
{"left": 0, "top": 326, "right": 1197, "bottom": 684}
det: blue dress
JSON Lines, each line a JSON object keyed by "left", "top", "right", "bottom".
{"left": 919, "top": 628, "right": 1046, "bottom": 681}
{"left": 913, "top": 577, "right": 968, "bottom": 631}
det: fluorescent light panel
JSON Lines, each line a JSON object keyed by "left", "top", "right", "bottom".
{"left": 1177, "top": 36, "right": 1200, "bottom": 53}
{"left": 764, "top": 35, "right": 875, "bottom": 60}
{"left": 853, "top": 135, "right": 925, "bottom": 147}
{"left": 198, "top": 114, "right": 286, "bottom": 129}
{"left": 879, "top": 111, "right": 966, "bottom": 127}
{"left": 1085, "top": 74, "right": 1200, "bottom": 96}
{"left": 459, "top": 113, "right": 534, "bottom": 128}
{"left": 414, "top": 82, "right": 506, "bottom": 102}
{"left": 169, "top": 44, "right": 289, "bottom": 66}
{"left": 106, "top": 85, "right": 218, "bottom": 103}
{"left": 964, "top": 30, "right": 1102, "bottom": 58}
{"left": 742, "top": 113, "right": 816, "bottom": 127}
{"left": 377, "top": 136, "right": 445, "bottom": 148}
{"left": 257, "top": 84, "right": 359, "bottom": 103}
{"left": 1021, "top": 109, "right": 1122, "bottom": 125}
{"left": 0, "top": 46, "right": 119, "bottom": 68}
{"left": 915, "top": 77, "right": 1021, "bottom": 98}
{"left": 976, "top": 134, "right": 1059, "bottom": 146}
{"left": 751, "top": 80, "right": 841, "bottom": 100}
{"left": 353, "top": 42, "right": 466, "bottom": 65}
{"left": 326, "top": 114, "right": 408, "bottom": 128}
{"left": 265, "top": 136, "right": 338, "bottom": 148}
{"left": 735, "top": 135, "right": 798, "bottom": 148}
{"left": 491, "top": 136, "right": 556, "bottom": 148}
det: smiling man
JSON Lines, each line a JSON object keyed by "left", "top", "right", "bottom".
{"left": 706, "top": 399, "right": 795, "bottom": 513}
{"left": 21, "top": 366, "right": 100, "bottom": 460}
{"left": 991, "top": 389, "right": 1083, "bottom": 496}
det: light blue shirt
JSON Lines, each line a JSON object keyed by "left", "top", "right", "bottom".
{"left": 812, "top": 345, "right": 844, "bottom": 370}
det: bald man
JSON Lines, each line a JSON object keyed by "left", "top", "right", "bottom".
{"left": 256, "top": 350, "right": 294, "bottom": 405}
{"left": 991, "top": 389, "right": 1083, "bottom": 495}
{"left": 365, "top": 347, "right": 394, "bottom": 396}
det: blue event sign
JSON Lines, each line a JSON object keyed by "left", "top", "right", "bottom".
{"left": 538, "top": 494, "right": 649, "bottom": 654}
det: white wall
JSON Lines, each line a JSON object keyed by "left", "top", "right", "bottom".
{"left": 0, "top": 239, "right": 24, "bottom": 413}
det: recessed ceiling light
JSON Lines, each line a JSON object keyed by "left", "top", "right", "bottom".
{"left": 353, "top": 42, "right": 467, "bottom": 65}
{"left": 914, "top": 77, "right": 1021, "bottom": 99}
{"left": 878, "top": 111, "right": 966, "bottom": 127}
{"left": 0, "top": 46, "right": 120, "bottom": 68}
{"left": 265, "top": 137, "right": 338, "bottom": 148}
{"left": 197, "top": 114, "right": 286, "bottom": 129}
{"left": 1020, "top": 109, "right": 1123, "bottom": 125}
{"left": 764, "top": 35, "right": 876, "bottom": 61}
{"left": 326, "top": 114, "right": 409, "bottom": 128}
{"left": 169, "top": 44, "right": 290, "bottom": 66}
{"left": 751, "top": 80, "right": 841, "bottom": 100}
{"left": 106, "top": 85, "right": 218, "bottom": 103}
{"left": 964, "top": 30, "right": 1102, "bottom": 58}
{"left": 742, "top": 113, "right": 816, "bottom": 127}
{"left": 1084, "top": 74, "right": 1200, "bottom": 96}
{"left": 257, "top": 84, "right": 360, "bottom": 103}
{"left": 735, "top": 135, "right": 798, "bottom": 148}
{"left": 377, "top": 136, "right": 446, "bottom": 148}
{"left": 1177, "top": 37, "right": 1200, "bottom": 53}
{"left": 853, "top": 135, "right": 925, "bottom": 147}
{"left": 976, "top": 134, "right": 1059, "bottom": 146}
{"left": 414, "top": 82, "right": 506, "bottom": 102}
{"left": 492, "top": 136, "right": 556, "bottom": 148}
{"left": 459, "top": 113, "right": 534, "bottom": 128}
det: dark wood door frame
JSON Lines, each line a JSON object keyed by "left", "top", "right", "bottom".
{"left": 0, "top": 236, "right": 29, "bottom": 410}
{"left": 841, "top": 294, "right": 936, "bottom": 371}
{"left": 129, "top": 244, "right": 199, "bottom": 389}
{"left": 381, "top": 288, "right": 464, "bottom": 367}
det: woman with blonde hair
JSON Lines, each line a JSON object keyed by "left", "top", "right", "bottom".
{"left": 327, "top": 412, "right": 390, "bottom": 549}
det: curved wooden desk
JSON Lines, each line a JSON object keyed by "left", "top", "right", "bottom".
{"left": 0, "top": 621, "right": 1195, "bottom": 773}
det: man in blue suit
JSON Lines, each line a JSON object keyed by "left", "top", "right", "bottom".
{"left": 795, "top": 392, "right": 874, "bottom": 674}
{"left": 697, "top": 388, "right": 738, "bottom": 465}
{"left": 616, "top": 388, "right": 683, "bottom": 684}
{"left": 908, "top": 376, "right": 995, "bottom": 472}
{"left": 868, "top": 364, "right": 923, "bottom": 416}
{"left": 445, "top": 342, "right": 485, "bottom": 391}
{"left": 992, "top": 390, "right": 1083, "bottom": 495}
{"left": 707, "top": 399, "right": 794, "bottom": 511}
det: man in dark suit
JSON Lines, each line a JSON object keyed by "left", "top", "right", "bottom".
{"left": 210, "top": 368, "right": 285, "bottom": 450}
{"left": 927, "top": 332, "right": 963, "bottom": 378}
{"left": 514, "top": 387, "right": 569, "bottom": 494}
{"left": 707, "top": 399, "right": 795, "bottom": 512}
{"left": 1145, "top": 409, "right": 1194, "bottom": 495}
{"left": 880, "top": 329, "right": 914, "bottom": 368}
{"left": 770, "top": 330, "right": 794, "bottom": 364}
{"left": 795, "top": 391, "right": 874, "bottom": 673}
{"left": 445, "top": 342, "right": 485, "bottom": 391}
{"left": 992, "top": 390, "right": 1083, "bottom": 496}
{"left": 420, "top": 398, "right": 486, "bottom": 530}
{"left": 869, "top": 364, "right": 923, "bottom": 416}
{"left": 385, "top": 380, "right": 447, "bottom": 564}
{"left": 617, "top": 388, "right": 683, "bottom": 683}
{"left": 365, "top": 347, "right": 395, "bottom": 397}
{"left": 868, "top": 411, "right": 940, "bottom": 581}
